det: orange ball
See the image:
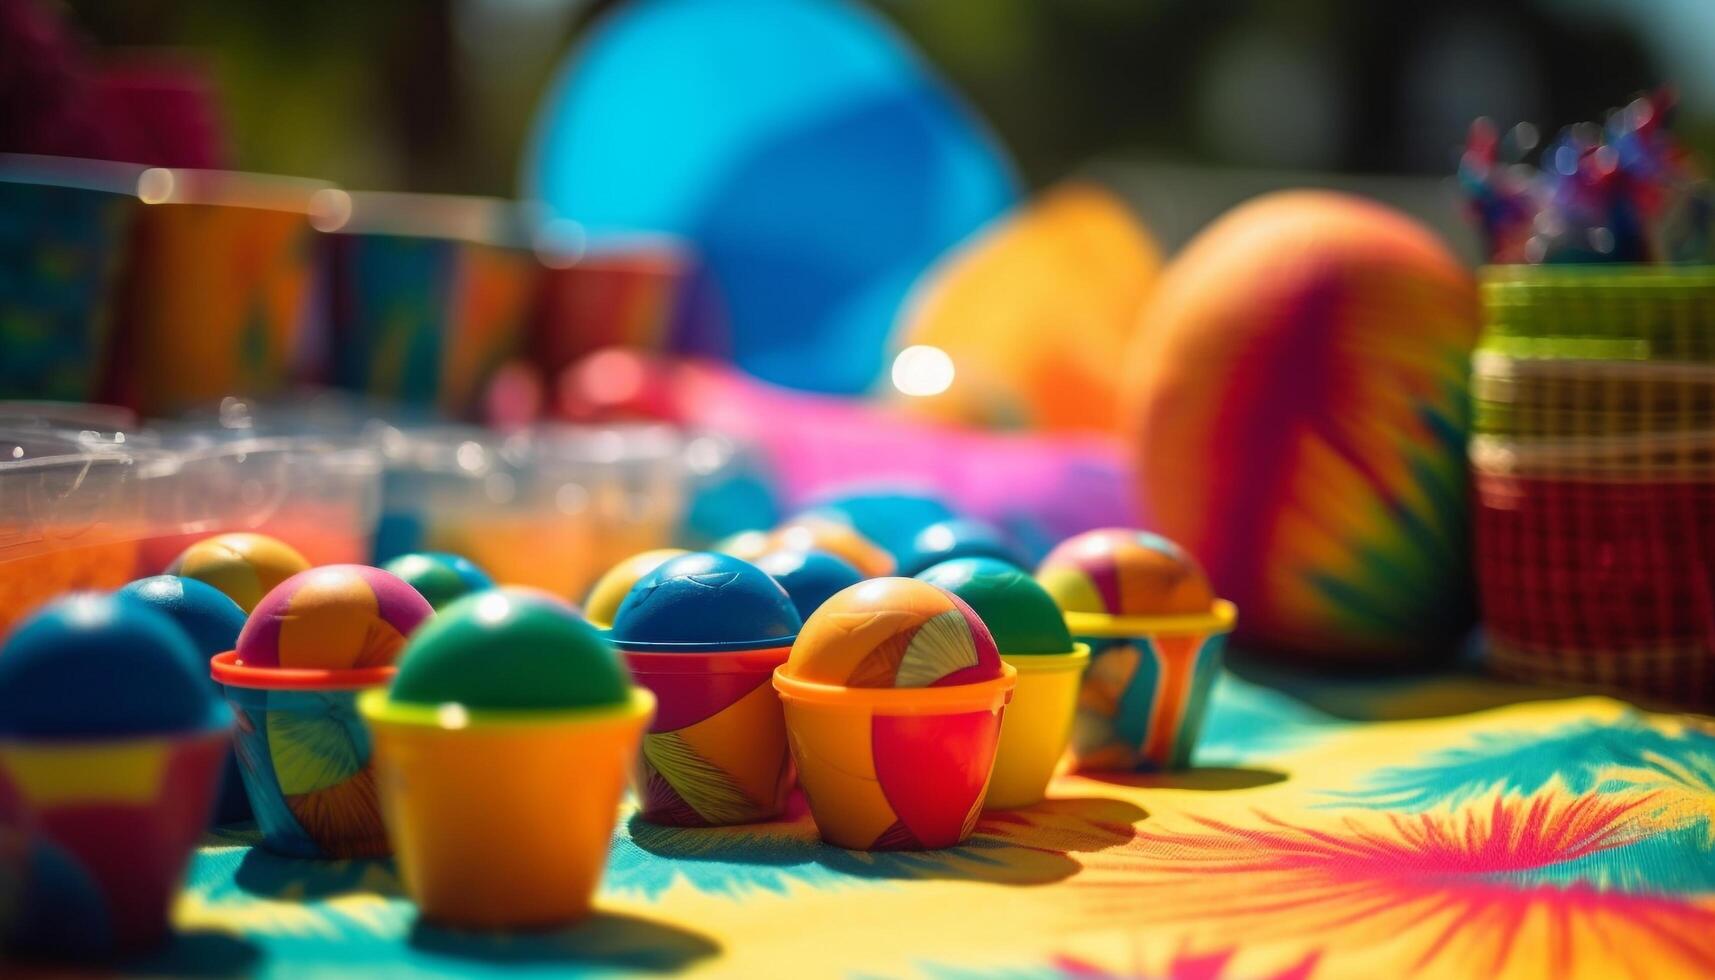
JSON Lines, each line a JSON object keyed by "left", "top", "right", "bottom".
{"left": 891, "top": 183, "right": 1161, "bottom": 432}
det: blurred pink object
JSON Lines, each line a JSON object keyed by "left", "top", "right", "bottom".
{"left": 0, "top": 2, "right": 225, "bottom": 167}
{"left": 93, "top": 59, "right": 228, "bottom": 168}
{"left": 670, "top": 360, "right": 1137, "bottom": 545}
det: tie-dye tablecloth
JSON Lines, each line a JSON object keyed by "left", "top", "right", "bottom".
{"left": 105, "top": 666, "right": 1715, "bottom": 979}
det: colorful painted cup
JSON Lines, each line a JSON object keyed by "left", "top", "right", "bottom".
{"left": 0, "top": 730, "right": 226, "bottom": 953}
{"left": 1065, "top": 602, "right": 1237, "bottom": 771}
{"left": 360, "top": 687, "right": 653, "bottom": 929}
{"left": 773, "top": 665, "right": 1016, "bottom": 850}
{"left": 318, "top": 192, "right": 538, "bottom": 419}
{"left": 987, "top": 645, "right": 1089, "bottom": 808}
{"left": 610, "top": 552, "right": 802, "bottom": 826}
{"left": 102, "top": 167, "right": 333, "bottom": 416}
{"left": 625, "top": 647, "right": 794, "bottom": 826}
{"left": 211, "top": 653, "right": 393, "bottom": 859}
{"left": 0, "top": 155, "right": 139, "bottom": 402}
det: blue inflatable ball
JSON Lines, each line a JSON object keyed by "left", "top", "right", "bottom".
{"left": 524, "top": 0, "right": 1019, "bottom": 394}
{"left": 802, "top": 488, "right": 957, "bottom": 559}
{"left": 0, "top": 593, "right": 230, "bottom": 738}
{"left": 895, "top": 518, "right": 1025, "bottom": 577}
{"left": 611, "top": 552, "right": 801, "bottom": 651}
{"left": 382, "top": 552, "right": 497, "bottom": 611}
{"left": 118, "top": 576, "right": 247, "bottom": 659}
{"left": 754, "top": 548, "right": 865, "bottom": 621}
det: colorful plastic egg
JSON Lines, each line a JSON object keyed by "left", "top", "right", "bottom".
{"left": 611, "top": 553, "right": 801, "bottom": 827}
{"left": 799, "top": 489, "right": 956, "bottom": 558}
{"left": 610, "top": 552, "right": 800, "bottom": 651}
{"left": 915, "top": 558, "right": 1086, "bottom": 809}
{"left": 118, "top": 576, "right": 247, "bottom": 661}
{"left": 584, "top": 549, "right": 689, "bottom": 630}
{"left": 769, "top": 518, "right": 894, "bottom": 577}
{"left": 117, "top": 575, "right": 251, "bottom": 824}
{"left": 236, "top": 564, "right": 433, "bottom": 671}
{"left": 775, "top": 578, "right": 1014, "bottom": 849}
{"left": 916, "top": 557, "right": 1071, "bottom": 655}
{"left": 1033, "top": 529, "right": 1235, "bottom": 773}
{"left": 0, "top": 594, "right": 230, "bottom": 953}
{"left": 895, "top": 518, "right": 1024, "bottom": 577}
{"left": 755, "top": 548, "right": 864, "bottom": 621}
{"left": 383, "top": 552, "right": 497, "bottom": 611}
{"left": 783, "top": 577, "right": 1000, "bottom": 689}
{"left": 391, "top": 589, "right": 632, "bottom": 711}
{"left": 216, "top": 565, "right": 432, "bottom": 859}
{"left": 363, "top": 588, "right": 650, "bottom": 928}
{"left": 167, "top": 532, "right": 311, "bottom": 614}
{"left": 0, "top": 593, "right": 227, "bottom": 737}
{"left": 1036, "top": 528, "right": 1215, "bottom": 620}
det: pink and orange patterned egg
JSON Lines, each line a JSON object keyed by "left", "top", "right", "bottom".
{"left": 236, "top": 565, "right": 433, "bottom": 671}
{"left": 784, "top": 577, "right": 1000, "bottom": 689}
{"left": 1035, "top": 528, "right": 1214, "bottom": 618}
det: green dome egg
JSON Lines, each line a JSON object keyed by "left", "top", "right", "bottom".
{"left": 915, "top": 557, "right": 1074, "bottom": 655}
{"left": 389, "top": 588, "right": 631, "bottom": 712}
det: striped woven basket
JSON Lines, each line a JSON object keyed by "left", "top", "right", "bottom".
{"left": 1472, "top": 437, "right": 1715, "bottom": 706}
{"left": 1473, "top": 352, "right": 1715, "bottom": 439}
{"left": 1473, "top": 264, "right": 1715, "bottom": 707}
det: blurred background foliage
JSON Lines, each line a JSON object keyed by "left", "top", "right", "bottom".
{"left": 56, "top": 0, "right": 1709, "bottom": 196}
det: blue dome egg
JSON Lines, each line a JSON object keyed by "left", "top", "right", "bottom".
{"left": 896, "top": 518, "right": 1024, "bottom": 577}
{"left": 755, "top": 548, "right": 864, "bottom": 621}
{"left": 803, "top": 489, "right": 957, "bottom": 559}
{"left": 117, "top": 574, "right": 251, "bottom": 824}
{"left": 118, "top": 575, "right": 247, "bottom": 659}
{"left": 0, "top": 593, "right": 231, "bottom": 738}
{"left": 610, "top": 552, "right": 801, "bottom": 651}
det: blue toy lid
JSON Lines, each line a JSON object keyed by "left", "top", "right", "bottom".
{"left": 802, "top": 488, "right": 956, "bottom": 558}
{"left": 755, "top": 548, "right": 865, "bottom": 622}
{"left": 610, "top": 552, "right": 802, "bottom": 652}
{"left": 118, "top": 575, "right": 247, "bottom": 660}
{"left": 0, "top": 593, "right": 233, "bottom": 738}
{"left": 896, "top": 517, "right": 1024, "bottom": 577}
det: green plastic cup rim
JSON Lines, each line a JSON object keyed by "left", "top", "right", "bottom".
{"left": 1063, "top": 599, "right": 1238, "bottom": 639}
{"left": 358, "top": 686, "right": 655, "bottom": 732}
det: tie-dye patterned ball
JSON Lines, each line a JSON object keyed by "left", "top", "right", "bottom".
{"left": 168, "top": 533, "right": 311, "bottom": 615}
{"left": 785, "top": 578, "right": 1001, "bottom": 689}
{"left": 1124, "top": 190, "right": 1479, "bottom": 662}
{"left": 236, "top": 565, "right": 433, "bottom": 671}
{"left": 1035, "top": 529, "right": 1214, "bottom": 620}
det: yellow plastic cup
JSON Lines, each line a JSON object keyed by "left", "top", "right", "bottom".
{"left": 985, "top": 645, "right": 1089, "bottom": 809}
{"left": 774, "top": 665, "right": 1015, "bottom": 851}
{"left": 360, "top": 688, "right": 653, "bottom": 929}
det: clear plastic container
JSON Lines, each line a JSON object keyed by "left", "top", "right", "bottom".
{"left": 373, "top": 423, "right": 690, "bottom": 601}
{"left": 135, "top": 434, "right": 383, "bottom": 573}
{"left": 0, "top": 428, "right": 153, "bottom": 634}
